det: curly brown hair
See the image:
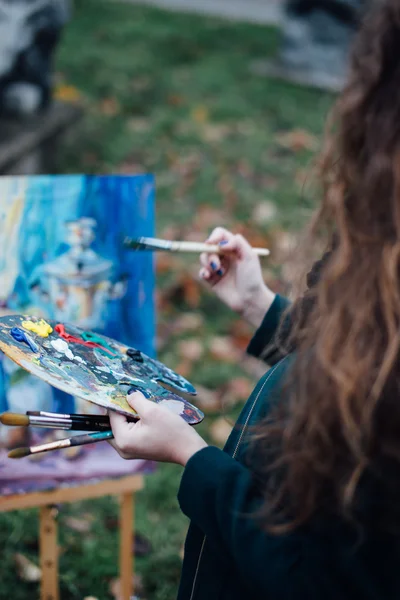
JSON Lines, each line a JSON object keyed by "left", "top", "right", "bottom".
{"left": 256, "top": 0, "right": 400, "bottom": 534}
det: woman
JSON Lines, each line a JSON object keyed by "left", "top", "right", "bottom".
{"left": 109, "top": 1, "right": 400, "bottom": 598}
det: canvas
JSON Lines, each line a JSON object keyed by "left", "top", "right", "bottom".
{"left": 0, "top": 174, "right": 156, "bottom": 494}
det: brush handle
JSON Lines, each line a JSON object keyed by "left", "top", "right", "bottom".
{"left": 169, "top": 241, "right": 270, "bottom": 256}
{"left": 27, "top": 411, "right": 110, "bottom": 431}
{"left": 28, "top": 411, "right": 110, "bottom": 423}
{"left": 30, "top": 431, "right": 114, "bottom": 456}
{"left": 69, "top": 431, "right": 114, "bottom": 447}
{"left": 31, "top": 419, "right": 111, "bottom": 432}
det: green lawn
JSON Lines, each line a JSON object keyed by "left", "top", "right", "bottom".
{"left": 0, "top": 1, "right": 334, "bottom": 598}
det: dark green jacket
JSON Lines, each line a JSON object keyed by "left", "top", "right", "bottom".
{"left": 177, "top": 295, "right": 400, "bottom": 600}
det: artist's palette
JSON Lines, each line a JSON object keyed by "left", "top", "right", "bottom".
{"left": 0, "top": 316, "right": 203, "bottom": 425}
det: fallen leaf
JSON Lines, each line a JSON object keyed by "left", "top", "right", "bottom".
{"left": 100, "top": 97, "right": 120, "bottom": 116}
{"left": 64, "top": 516, "right": 91, "bottom": 534}
{"left": 191, "top": 105, "right": 209, "bottom": 123}
{"left": 272, "top": 230, "right": 299, "bottom": 256}
{"left": 53, "top": 83, "right": 81, "bottom": 103}
{"left": 109, "top": 574, "right": 144, "bottom": 600}
{"left": 201, "top": 123, "right": 231, "bottom": 142}
{"left": 194, "top": 385, "right": 221, "bottom": 414}
{"left": 217, "top": 173, "right": 238, "bottom": 209}
{"left": 159, "top": 224, "right": 181, "bottom": 241}
{"left": 155, "top": 253, "right": 183, "bottom": 275}
{"left": 276, "top": 129, "right": 319, "bottom": 152}
{"left": 164, "top": 274, "right": 201, "bottom": 309}
{"left": 251, "top": 201, "right": 277, "bottom": 225}
{"left": 192, "top": 205, "right": 227, "bottom": 232}
{"left": 209, "top": 337, "right": 241, "bottom": 363}
{"left": 220, "top": 377, "right": 254, "bottom": 408}
{"left": 234, "top": 225, "right": 271, "bottom": 250}
{"left": 14, "top": 553, "right": 41, "bottom": 582}
{"left": 168, "top": 94, "right": 185, "bottom": 106}
{"left": 230, "top": 320, "right": 253, "bottom": 351}
{"left": 174, "top": 312, "right": 204, "bottom": 333}
{"left": 210, "top": 417, "right": 232, "bottom": 446}
{"left": 173, "top": 359, "right": 193, "bottom": 378}
{"left": 177, "top": 339, "right": 204, "bottom": 362}
{"left": 242, "top": 355, "right": 271, "bottom": 379}
{"left": 127, "top": 117, "right": 151, "bottom": 132}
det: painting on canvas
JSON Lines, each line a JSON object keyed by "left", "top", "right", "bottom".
{"left": 0, "top": 174, "right": 156, "bottom": 494}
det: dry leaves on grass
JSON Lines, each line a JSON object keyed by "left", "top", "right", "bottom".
{"left": 275, "top": 129, "right": 319, "bottom": 153}
{"left": 210, "top": 417, "right": 233, "bottom": 446}
{"left": 99, "top": 97, "right": 121, "bottom": 116}
{"left": 14, "top": 553, "right": 41, "bottom": 582}
{"left": 191, "top": 205, "right": 227, "bottom": 234}
{"left": 191, "top": 105, "right": 209, "bottom": 123}
{"left": 201, "top": 123, "right": 231, "bottom": 143}
{"left": 177, "top": 339, "right": 204, "bottom": 362}
{"left": 109, "top": 574, "right": 144, "bottom": 600}
{"left": 174, "top": 312, "right": 204, "bottom": 334}
{"left": 209, "top": 336, "right": 241, "bottom": 363}
{"left": 64, "top": 516, "right": 92, "bottom": 534}
{"left": 229, "top": 320, "right": 254, "bottom": 351}
{"left": 53, "top": 83, "right": 81, "bottom": 103}
{"left": 251, "top": 201, "right": 277, "bottom": 226}
{"left": 193, "top": 385, "right": 221, "bottom": 414}
{"left": 158, "top": 273, "right": 201, "bottom": 310}
{"left": 219, "top": 377, "right": 254, "bottom": 409}
{"left": 172, "top": 359, "right": 193, "bottom": 379}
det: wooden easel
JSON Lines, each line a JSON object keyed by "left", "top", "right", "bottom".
{"left": 0, "top": 474, "right": 144, "bottom": 600}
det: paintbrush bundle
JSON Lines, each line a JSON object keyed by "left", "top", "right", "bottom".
{"left": 0, "top": 315, "right": 204, "bottom": 429}
{"left": 0, "top": 411, "right": 116, "bottom": 459}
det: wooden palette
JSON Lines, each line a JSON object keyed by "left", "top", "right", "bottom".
{"left": 0, "top": 315, "right": 204, "bottom": 425}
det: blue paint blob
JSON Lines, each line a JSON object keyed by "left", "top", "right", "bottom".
{"left": 10, "top": 327, "right": 39, "bottom": 353}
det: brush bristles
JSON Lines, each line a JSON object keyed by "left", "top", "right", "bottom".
{"left": 8, "top": 447, "right": 31, "bottom": 459}
{"left": 0, "top": 413, "right": 29, "bottom": 427}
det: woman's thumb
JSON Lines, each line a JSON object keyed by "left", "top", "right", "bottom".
{"left": 126, "top": 390, "right": 152, "bottom": 417}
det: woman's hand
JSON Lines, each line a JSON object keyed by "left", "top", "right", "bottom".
{"left": 199, "top": 227, "right": 276, "bottom": 328}
{"left": 108, "top": 392, "right": 208, "bottom": 467}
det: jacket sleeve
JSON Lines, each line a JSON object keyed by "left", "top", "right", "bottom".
{"left": 246, "top": 294, "right": 291, "bottom": 366}
{"left": 178, "top": 446, "right": 304, "bottom": 597}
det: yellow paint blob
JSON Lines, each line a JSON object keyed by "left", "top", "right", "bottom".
{"left": 22, "top": 319, "right": 53, "bottom": 338}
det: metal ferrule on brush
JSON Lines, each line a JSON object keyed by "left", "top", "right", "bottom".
{"left": 123, "top": 236, "right": 172, "bottom": 251}
{"left": 28, "top": 416, "right": 72, "bottom": 430}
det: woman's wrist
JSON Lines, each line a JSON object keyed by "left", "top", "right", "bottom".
{"left": 242, "top": 286, "right": 276, "bottom": 329}
{"left": 176, "top": 435, "right": 208, "bottom": 467}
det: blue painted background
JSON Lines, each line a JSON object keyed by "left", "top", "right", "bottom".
{"left": 0, "top": 174, "right": 155, "bottom": 415}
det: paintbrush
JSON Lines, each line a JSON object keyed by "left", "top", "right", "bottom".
{"left": 8, "top": 430, "right": 114, "bottom": 459}
{"left": 1, "top": 412, "right": 111, "bottom": 432}
{"left": 124, "top": 236, "right": 270, "bottom": 257}
{"left": 27, "top": 410, "right": 110, "bottom": 425}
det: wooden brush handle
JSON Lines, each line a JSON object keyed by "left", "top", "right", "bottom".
{"left": 170, "top": 241, "right": 270, "bottom": 257}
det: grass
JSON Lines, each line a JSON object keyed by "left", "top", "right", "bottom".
{"left": 0, "top": 1, "right": 334, "bottom": 598}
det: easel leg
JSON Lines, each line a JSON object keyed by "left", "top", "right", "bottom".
{"left": 120, "top": 492, "right": 134, "bottom": 600}
{"left": 39, "top": 506, "right": 59, "bottom": 600}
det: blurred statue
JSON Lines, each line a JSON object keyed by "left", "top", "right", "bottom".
{"left": 280, "top": 0, "right": 370, "bottom": 90}
{"left": 0, "top": 0, "right": 70, "bottom": 117}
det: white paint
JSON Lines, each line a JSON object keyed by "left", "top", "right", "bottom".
{"left": 158, "top": 398, "right": 185, "bottom": 415}
{"left": 51, "top": 338, "right": 68, "bottom": 353}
